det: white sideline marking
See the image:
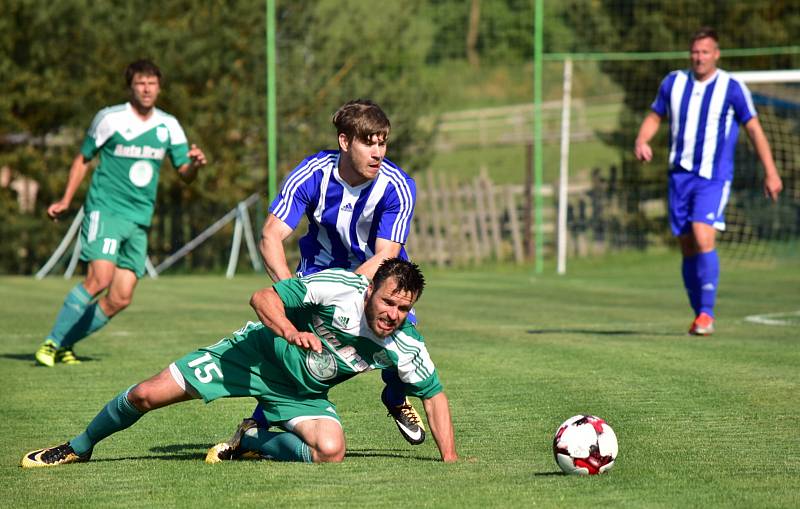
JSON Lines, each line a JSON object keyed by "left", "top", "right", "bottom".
{"left": 744, "top": 311, "right": 800, "bottom": 327}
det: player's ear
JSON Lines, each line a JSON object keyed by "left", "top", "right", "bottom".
{"left": 338, "top": 133, "right": 350, "bottom": 152}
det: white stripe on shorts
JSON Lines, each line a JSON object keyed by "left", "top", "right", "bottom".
{"left": 88, "top": 210, "right": 100, "bottom": 242}
{"left": 283, "top": 415, "right": 341, "bottom": 432}
{"left": 168, "top": 362, "right": 199, "bottom": 398}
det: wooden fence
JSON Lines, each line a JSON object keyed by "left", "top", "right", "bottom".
{"left": 406, "top": 165, "right": 667, "bottom": 267}
{"left": 407, "top": 169, "right": 542, "bottom": 266}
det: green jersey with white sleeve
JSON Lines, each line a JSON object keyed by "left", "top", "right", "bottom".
{"left": 81, "top": 102, "right": 191, "bottom": 226}
{"left": 268, "top": 269, "right": 442, "bottom": 399}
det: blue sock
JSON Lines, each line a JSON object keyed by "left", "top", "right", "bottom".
{"left": 249, "top": 403, "right": 271, "bottom": 428}
{"left": 241, "top": 428, "right": 312, "bottom": 462}
{"left": 46, "top": 284, "right": 93, "bottom": 347}
{"left": 61, "top": 303, "right": 110, "bottom": 348}
{"left": 696, "top": 250, "right": 719, "bottom": 318}
{"left": 381, "top": 369, "right": 407, "bottom": 408}
{"left": 69, "top": 386, "right": 144, "bottom": 456}
{"left": 681, "top": 255, "right": 701, "bottom": 315}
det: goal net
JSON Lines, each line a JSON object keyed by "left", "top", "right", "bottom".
{"left": 720, "top": 70, "right": 800, "bottom": 262}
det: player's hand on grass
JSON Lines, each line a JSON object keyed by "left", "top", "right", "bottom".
{"left": 47, "top": 200, "right": 70, "bottom": 220}
{"left": 286, "top": 331, "right": 322, "bottom": 353}
{"left": 764, "top": 173, "right": 782, "bottom": 201}
{"left": 188, "top": 144, "right": 207, "bottom": 169}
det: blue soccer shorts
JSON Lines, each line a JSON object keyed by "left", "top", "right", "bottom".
{"left": 668, "top": 170, "right": 731, "bottom": 236}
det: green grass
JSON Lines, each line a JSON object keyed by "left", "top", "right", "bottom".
{"left": 2, "top": 253, "right": 799, "bottom": 508}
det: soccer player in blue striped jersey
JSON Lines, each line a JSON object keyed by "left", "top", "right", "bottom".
{"left": 635, "top": 27, "right": 783, "bottom": 335}
{"left": 248, "top": 99, "right": 425, "bottom": 445}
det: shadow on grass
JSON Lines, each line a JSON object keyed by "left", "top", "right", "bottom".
{"left": 0, "top": 352, "right": 101, "bottom": 363}
{"left": 84, "top": 445, "right": 439, "bottom": 463}
{"left": 87, "top": 443, "right": 210, "bottom": 463}
{"left": 526, "top": 329, "right": 678, "bottom": 337}
{"left": 345, "top": 448, "right": 440, "bottom": 462}
{"left": 533, "top": 471, "right": 566, "bottom": 476}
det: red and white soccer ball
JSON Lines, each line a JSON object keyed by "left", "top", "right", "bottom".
{"left": 553, "top": 415, "right": 618, "bottom": 475}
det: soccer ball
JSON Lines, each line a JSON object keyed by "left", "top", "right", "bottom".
{"left": 553, "top": 415, "right": 618, "bottom": 475}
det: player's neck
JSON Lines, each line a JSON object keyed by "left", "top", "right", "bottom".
{"left": 338, "top": 158, "right": 368, "bottom": 187}
{"left": 693, "top": 68, "right": 718, "bottom": 83}
{"left": 129, "top": 101, "right": 156, "bottom": 121}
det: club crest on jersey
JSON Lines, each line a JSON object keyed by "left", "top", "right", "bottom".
{"left": 372, "top": 351, "right": 392, "bottom": 369}
{"left": 306, "top": 350, "right": 337, "bottom": 381}
{"left": 156, "top": 126, "right": 168, "bottom": 143}
{"left": 129, "top": 160, "right": 154, "bottom": 187}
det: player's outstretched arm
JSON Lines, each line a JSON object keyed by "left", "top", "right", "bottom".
{"left": 744, "top": 117, "right": 783, "bottom": 201}
{"left": 422, "top": 392, "right": 458, "bottom": 462}
{"left": 354, "top": 238, "right": 403, "bottom": 280}
{"left": 634, "top": 112, "right": 663, "bottom": 162}
{"left": 48, "top": 154, "right": 91, "bottom": 219}
{"left": 250, "top": 286, "right": 322, "bottom": 352}
{"left": 176, "top": 144, "right": 207, "bottom": 183}
{"left": 260, "top": 214, "right": 295, "bottom": 282}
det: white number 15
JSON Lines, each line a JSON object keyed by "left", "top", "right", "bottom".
{"left": 187, "top": 352, "right": 222, "bottom": 383}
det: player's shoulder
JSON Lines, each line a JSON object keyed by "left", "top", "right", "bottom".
{"left": 86, "top": 103, "right": 127, "bottom": 134}
{"left": 720, "top": 69, "right": 748, "bottom": 90}
{"left": 380, "top": 157, "right": 411, "bottom": 178}
{"left": 378, "top": 157, "right": 415, "bottom": 188}
{"left": 302, "top": 150, "right": 338, "bottom": 168}
{"left": 392, "top": 322, "right": 426, "bottom": 345}
{"left": 96, "top": 103, "right": 128, "bottom": 117}
{"left": 90, "top": 103, "right": 127, "bottom": 123}
{"left": 152, "top": 107, "right": 183, "bottom": 127}
{"left": 660, "top": 69, "right": 688, "bottom": 87}
{"left": 281, "top": 150, "right": 337, "bottom": 190}
{"left": 153, "top": 107, "right": 178, "bottom": 121}
{"left": 301, "top": 268, "right": 370, "bottom": 291}
{"left": 287, "top": 150, "right": 338, "bottom": 178}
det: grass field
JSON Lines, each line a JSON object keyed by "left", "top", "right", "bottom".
{"left": 2, "top": 252, "right": 799, "bottom": 508}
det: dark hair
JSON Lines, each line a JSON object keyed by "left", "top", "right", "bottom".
{"left": 125, "top": 59, "right": 162, "bottom": 87}
{"left": 690, "top": 27, "right": 718, "bottom": 47}
{"left": 332, "top": 99, "right": 391, "bottom": 144}
{"left": 373, "top": 258, "right": 425, "bottom": 299}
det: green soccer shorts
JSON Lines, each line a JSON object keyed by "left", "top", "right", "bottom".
{"left": 80, "top": 209, "right": 148, "bottom": 277}
{"left": 171, "top": 326, "right": 341, "bottom": 427}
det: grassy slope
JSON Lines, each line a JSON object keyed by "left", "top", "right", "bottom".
{"left": 1, "top": 253, "right": 798, "bottom": 508}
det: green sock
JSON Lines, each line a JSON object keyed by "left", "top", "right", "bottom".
{"left": 61, "top": 303, "right": 110, "bottom": 348}
{"left": 241, "top": 428, "right": 313, "bottom": 463}
{"left": 46, "top": 284, "right": 93, "bottom": 347}
{"left": 69, "top": 386, "right": 143, "bottom": 456}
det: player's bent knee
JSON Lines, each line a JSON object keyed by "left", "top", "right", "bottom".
{"left": 312, "top": 436, "right": 345, "bottom": 463}
{"left": 83, "top": 277, "right": 111, "bottom": 296}
{"left": 126, "top": 381, "right": 166, "bottom": 412}
{"left": 106, "top": 295, "right": 133, "bottom": 314}
{"left": 125, "top": 385, "right": 152, "bottom": 412}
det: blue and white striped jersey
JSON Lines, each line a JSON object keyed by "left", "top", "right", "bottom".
{"left": 651, "top": 69, "right": 757, "bottom": 181}
{"left": 269, "top": 150, "right": 416, "bottom": 276}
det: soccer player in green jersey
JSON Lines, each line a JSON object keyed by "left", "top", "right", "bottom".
{"left": 21, "top": 258, "right": 458, "bottom": 466}
{"left": 34, "top": 59, "right": 207, "bottom": 367}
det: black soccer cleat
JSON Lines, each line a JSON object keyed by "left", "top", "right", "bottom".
{"left": 205, "top": 418, "right": 260, "bottom": 464}
{"left": 385, "top": 398, "right": 426, "bottom": 445}
{"left": 21, "top": 443, "right": 92, "bottom": 468}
